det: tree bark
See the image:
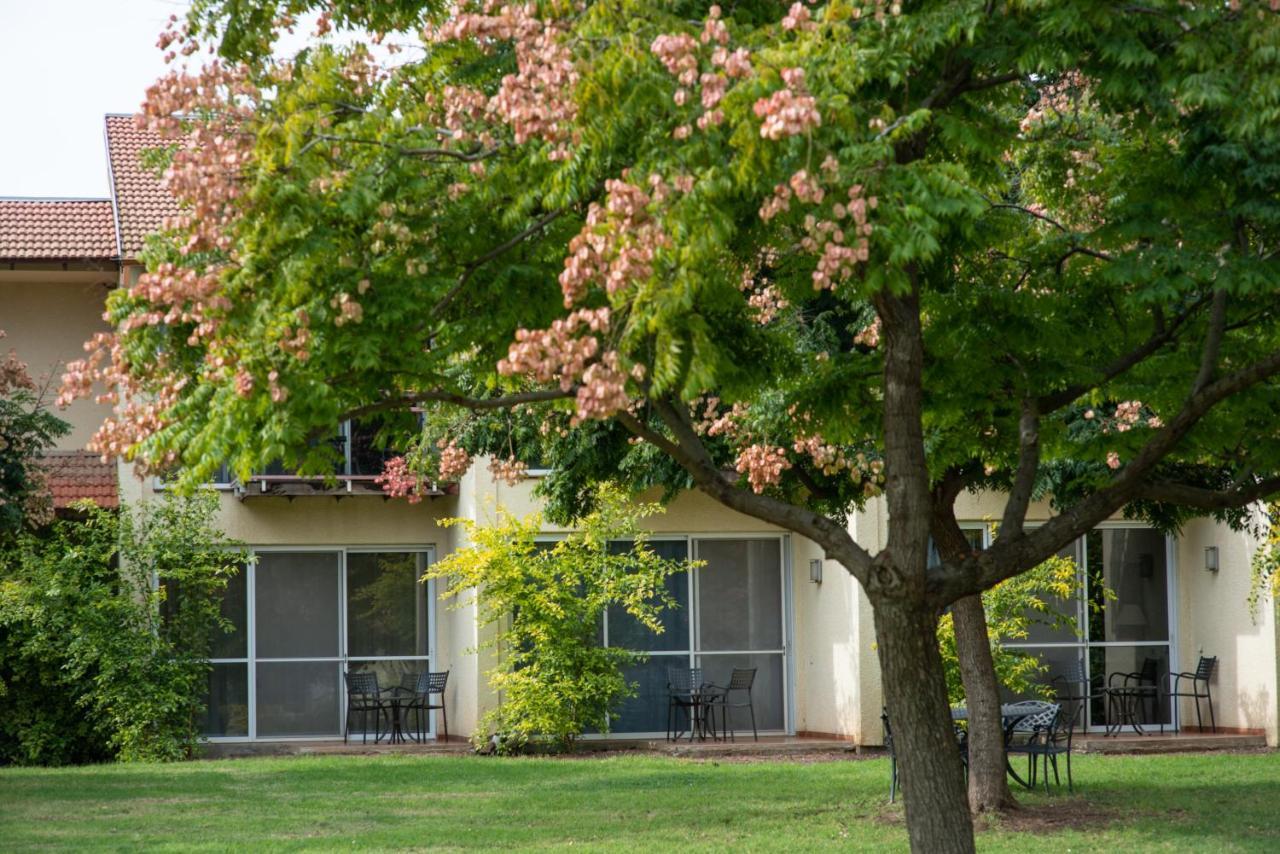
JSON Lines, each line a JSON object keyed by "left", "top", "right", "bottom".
{"left": 875, "top": 598, "right": 976, "bottom": 854}
{"left": 951, "top": 594, "right": 1019, "bottom": 813}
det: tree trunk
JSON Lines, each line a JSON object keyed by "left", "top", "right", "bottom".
{"left": 951, "top": 594, "right": 1020, "bottom": 813}
{"left": 875, "top": 599, "right": 976, "bottom": 854}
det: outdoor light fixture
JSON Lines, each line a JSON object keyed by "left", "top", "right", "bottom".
{"left": 809, "top": 558, "right": 823, "bottom": 584}
{"left": 1204, "top": 546, "right": 1219, "bottom": 573}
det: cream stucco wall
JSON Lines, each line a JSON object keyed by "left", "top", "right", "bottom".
{"left": 0, "top": 270, "right": 114, "bottom": 450}
{"left": 1175, "top": 516, "right": 1279, "bottom": 743}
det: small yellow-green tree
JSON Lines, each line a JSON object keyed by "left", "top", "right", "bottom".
{"left": 427, "top": 485, "right": 695, "bottom": 752}
{"left": 937, "top": 553, "right": 1082, "bottom": 705}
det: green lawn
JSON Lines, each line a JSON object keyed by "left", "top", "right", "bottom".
{"left": 0, "top": 750, "right": 1276, "bottom": 851}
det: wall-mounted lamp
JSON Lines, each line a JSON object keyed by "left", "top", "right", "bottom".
{"left": 809, "top": 558, "right": 823, "bottom": 584}
{"left": 1204, "top": 546, "right": 1219, "bottom": 573}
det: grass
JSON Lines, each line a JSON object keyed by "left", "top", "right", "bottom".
{"left": 0, "top": 750, "right": 1277, "bottom": 851}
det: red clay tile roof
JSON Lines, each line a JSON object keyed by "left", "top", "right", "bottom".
{"left": 42, "top": 451, "right": 119, "bottom": 509}
{"left": 104, "top": 114, "right": 181, "bottom": 259}
{"left": 0, "top": 199, "right": 117, "bottom": 259}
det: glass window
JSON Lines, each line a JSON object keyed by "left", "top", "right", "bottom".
{"left": 201, "top": 662, "right": 249, "bottom": 737}
{"left": 696, "top": 539, "right": 782, "bottom": 651}
{"left": 611, "top": 656, "right": 687, "bottom": 734}
{"left": 255, "top": 661, "right": 341, "bottom": 737}
{"left": 1021, "top": 540, "right": 1083, "bottom": 645}
{"left": 346, "top": 552, "right": 428, "bottom": 657}
{"left": 255, "top": 552, "right": 341, "bottom": 659}
{"left": 697, "top": 652, "right": 785, "bottom": 732}
{"left": 605, "top": 540, "right": 690, "bottom": 652}
{"left": 1090, "top": 529, "right": 1169, "bottom": 643}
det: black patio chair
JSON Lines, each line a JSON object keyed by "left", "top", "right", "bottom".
{"left": 1107, "top": 657, "right": 1161, "bottom": 733}
{"left": 882, "top": 708, "right": 969, "bottom": 803}
{"left": 1017, "top": 704, "right": 1076, "bottom": 793}
{"left": 704, "top": 667, "right": 758, "bottom": 742}
{"left": 666, "top": 667, "right": 704, "bottom": 741}
{"left": 1004, "top": 701, "right": 1058, "bottom": 784}
{"left": 397, "top": 670, "right": 450, "bottom": 742}
{"left": 881, "top": 708, "right": 900, "bottom": 803}
{"left": 344, "top": 670, "right": 392, "bottom": 745}
{"left": 1051, "top": 662, "right": 1105, "bottom": 733}
{"left": 1162, "top": 655, "right": 1217, "bottom": 734}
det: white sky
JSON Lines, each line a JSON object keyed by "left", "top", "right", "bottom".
{"left": 0, "top": 0, "right": 189, "bottom": 198}
{"left": 0, "top": 0, "right": 373, "bottom": 199}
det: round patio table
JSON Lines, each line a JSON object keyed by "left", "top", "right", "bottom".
{"left": 951, "top": 704, "right": 1039, "bottom": 789}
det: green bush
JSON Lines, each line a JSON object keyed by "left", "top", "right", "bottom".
{"left": 428, "top": 484, "right": 695, "bottom": 753}
{"left": 0, "top": 492, "right": 246, "bottom": 764}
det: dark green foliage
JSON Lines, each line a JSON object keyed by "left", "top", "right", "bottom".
{"left": 0, "top": 494, "right": 247, "bottom": 765}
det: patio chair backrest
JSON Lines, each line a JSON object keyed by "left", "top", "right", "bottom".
{"left": 346, "top": 670, "right": 380, "bottom": 697}
{"left": 728, "top": 668, "right": 756, "bottom": 691}
{"left": 1194, "top": 656, "right": 1217, "bottom": 682}
{"left": 424, "top": 670, "right": 449, "bottom": 695}
{"left": 667, "top": 667, "right": 701, "bottom": 693}
{"left": 880, "top": 708, "right": 895, "bottom": 758}
{"left": 1014, "top": 703, "right": 1060, "bottom": 733}
{"left": 1054, "top": 661, "right": 1090, "bottom": 688}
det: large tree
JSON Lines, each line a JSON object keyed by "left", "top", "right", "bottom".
{"left": 63, "top": 2, "right": 1280, "bottom": 850}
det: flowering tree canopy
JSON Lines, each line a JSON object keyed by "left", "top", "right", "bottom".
{"left": 63, "top": 2, "right": 1280, "bottom": 849}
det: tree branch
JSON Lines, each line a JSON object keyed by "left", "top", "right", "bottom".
{"left": 933, "top": 347, "right": 1280, "bottom": 600}
{"left": 1036, "top": 296, "right": 1209, "bottom": 413}
{"left": 617, "top": 402, "right": 875, "bottom": 583}
{"left": 1134, "top": 476, "right": 1280, "bottom": 511}
{"left": 1192, "top": 288, "right": 1228, "bottom": 394}
{"left": 1000, "top": 399, "right": 1040, "bottom": 539}
{"left": 429, "top": 207, "right": 567, "bottom": 320}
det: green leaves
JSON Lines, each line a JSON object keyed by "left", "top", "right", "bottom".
{"left": 426, "top": 484, "right": 696, "bottom": 750}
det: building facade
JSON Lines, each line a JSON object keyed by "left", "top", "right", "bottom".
{"left": 2, "top": 115, "right": 1277, "bottom": 746}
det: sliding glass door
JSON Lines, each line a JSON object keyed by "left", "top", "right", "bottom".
{"left": 1001, "top": 526, "right": 1174, "bottom": 730}
{"left": 202, "top": 547, "right": 434, "bottom": 741}
{"left": 604, "top": 536, "right": 791, "bottom": 736}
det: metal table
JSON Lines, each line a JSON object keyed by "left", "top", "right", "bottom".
{"left": 951, "top": 703, "right": 1041, "bottom": 789}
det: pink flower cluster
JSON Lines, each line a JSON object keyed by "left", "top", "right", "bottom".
{"left": 559, "top": 179, "right": 668, "bottom": 306}
{"left": 438, "top": 439, "right": 473, "bottom": 481}
{"left": 1083, "top": 400, "right": 1162, "bottom": 433}
{"left": 376, "top": 455, "right": 426, "bottom": 503}
{"left": 754, "top": 68, "right": 821, "bottom": 140}
{"left": 792, "top": 434, "right": 884, "bottom": 494}
{"left": 434, "top": 4, "right": 579, "bottom": 158}
{"left": 804, "top": 184, "right": 877, "bottom": 289}
{"left": 573, "top": 352, "right": 630, "bottom": 426}
{"left": 694, "top": 397, "right": 750, "bottom": 438}
{"left": 651, "top": 6, "right": 752, "bottom": 138}
{"left": 852, "top": 315, "right": 881, "bottom": 347}
{"left": 488, "top": 455, "right": 528, "bottom": 485}
{"left": 498, "top": 307, "right": 610, "bottom": 389}
{"left": 781, "top": 3, "right": 817, "bottom": 31}
{"left": 735, "top": 444, "right": 792, "bottom": 493}
{"left": 0, "top": 331, "right": 35, "bottom": 395}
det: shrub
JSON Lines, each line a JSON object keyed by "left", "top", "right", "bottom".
{"left": 0, "top": 492, "right": 245, "bottom": 764}
{"left": 428, "top": 484, "right": 695, "bottom": 753}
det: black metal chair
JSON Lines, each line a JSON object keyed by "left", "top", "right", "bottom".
{"left": 704, "top": 668, "right": 758, "bottom": 742}
{"left": 397, "top": 670, "right": 450, "bottom": 742}
{"left": 1107, "top": 657, "right": 1161, "bottom": 734}
{"left": 1162, "top": 655, "right": 1217, "bottom": 734}
{"left": 666, "top": 667, "right": 705, "bottom": 741}
{"left": 1051, "top": 662, "right": 1105, "bottom": 733}
{"left": 881, "top": 708, "right": 900, "bottom": 803}
{"left": 882, "top": 707, "right": 969, "bottom": 803}
{"left": 344, "top": 671, "right": 392, "bottom": 744}
{"left": 1015, "top": 704, "right": 1075, "bottom": 793}
{"left": 1004, "top": 701, "right": 1058, "bottom": 785}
